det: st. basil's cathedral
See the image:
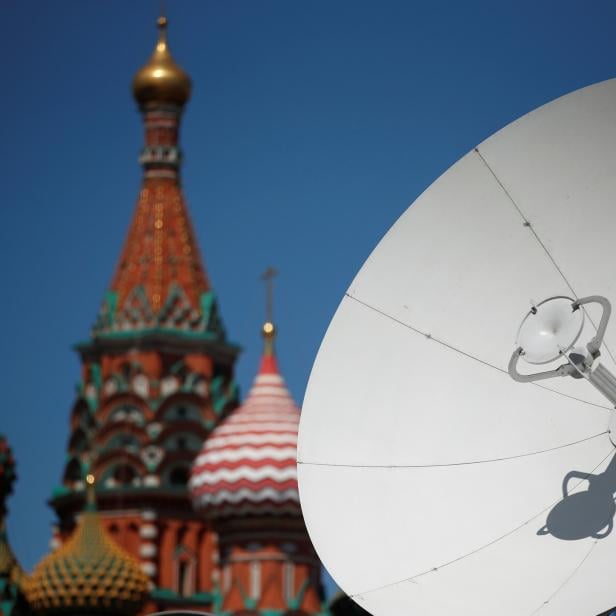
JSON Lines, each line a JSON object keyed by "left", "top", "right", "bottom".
{"left": 0, "top": 16, "right": 367, "bottom": 616}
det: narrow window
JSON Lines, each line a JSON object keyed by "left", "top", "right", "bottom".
{"left": 223, "top": 563, "right": 231, "bottom": 593}
{"left": 250, "top": 561, "right": 261, "bottom": 599}
{"left": 284, "top": 561, "right": 295, "bottom": 601}
{"left": 177, "top": 559, "right": 194, "bottom": 596}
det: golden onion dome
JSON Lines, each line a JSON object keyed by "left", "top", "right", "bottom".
{"left": 23, "top": 476, "right": 149, "bottom": 616}
{"left": 132, "top": 16, "right": 191, "bottom": 107}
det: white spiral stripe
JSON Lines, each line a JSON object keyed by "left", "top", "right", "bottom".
{"left": 215, "top": 422, "right": 299, "bottom": 435}
{"left": 247, "top": 388, "right": 292, "bottom": 398}
{"left": 253, "top": 374, "right": 285, "bottom": 385}
{"left": 242, "top": 396, "right": 297, "bottom": 405}
{"left": 190, "top": 465, "right": 297, "bottom": 486}
{"left": 205, "top": 433, "right": 298, "bottom": 448}
{"left": 194, "top": 446, "right": 298, "bottom": 465}
{"left": 226, "top": 412, "right": 299, "bottom": 424}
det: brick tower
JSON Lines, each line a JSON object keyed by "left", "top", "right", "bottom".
{"left": 49, "top": 16, "right": 239, "bottom": 614}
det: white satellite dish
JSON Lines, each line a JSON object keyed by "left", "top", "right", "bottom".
{"left": 298, "top": 79, "right": 616, "bottom": 616}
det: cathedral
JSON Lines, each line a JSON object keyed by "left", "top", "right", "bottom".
{"left": 0, "top": 16, "right": 368, "bottom": 616}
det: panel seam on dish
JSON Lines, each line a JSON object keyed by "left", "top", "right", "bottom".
{"left": 473, "top": 146, "right": 616, "bottom": 368}
{"left": 345, "top": 292, "right": 612, "bottom": 411}
{"left": 473, "top": 147, "right": 576, "bottom": 294}
{"left": 529, "top": 540, "right": 597, "bottom": 615}
{"left": 297, "top": 430, "right": 609, "bottom": 469}
{"left": 350, "top": 446, "right": 616, "bottom": 599}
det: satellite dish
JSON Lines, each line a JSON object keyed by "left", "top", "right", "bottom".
{"left": 297, "top": 78, "right": 616, "bottom": 616}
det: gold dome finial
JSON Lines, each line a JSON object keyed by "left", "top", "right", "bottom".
{"left": 262, "top": 320, "right": 276, "bottom": 342}
{"left": 85, "top": 473, "right": 97, "bottom": 511}
{"left": 260, "top": 267, "right": 278, "bottom": 356}
{"left": 132, "top": 14, "right": 191, "bottom": 107}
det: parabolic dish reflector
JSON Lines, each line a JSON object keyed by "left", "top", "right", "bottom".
{"left": 298, "top": 79, "right": 616, "bottom": 616}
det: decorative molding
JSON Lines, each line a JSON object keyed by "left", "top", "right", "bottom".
{"left": 139, "top": 524, "right": 158, "bottom": 539}
{"left": 139, "top": 542, "right": 157, "bottom": 558}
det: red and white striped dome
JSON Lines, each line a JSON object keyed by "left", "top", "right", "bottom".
{"left": 190, "top": 326, "right": 301, "bottom": 518}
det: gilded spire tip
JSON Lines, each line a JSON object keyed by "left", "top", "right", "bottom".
{"left": 85, "top": 473, "right": 97, "bottom": 511}
{"left": 157, "top": 15, "right": 168, "bottom": 48}
{"left": 262, "top": 321, "right": 276, "bottom": 346}
{"left": 156, "top": 15, "right": 168, "bottom": 51}
{"left": 159, "top": 0, "right": 167, "bottom": 28}
{"left": 260, "top": 267, "right": 278, "bottom": 356}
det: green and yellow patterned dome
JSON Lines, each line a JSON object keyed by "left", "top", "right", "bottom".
{"left": 23, "top": 476, "right": 148, "bottom": 616}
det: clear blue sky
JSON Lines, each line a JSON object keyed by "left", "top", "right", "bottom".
{"left": 2, "top": 0, "right": 616, "bottom": 595}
